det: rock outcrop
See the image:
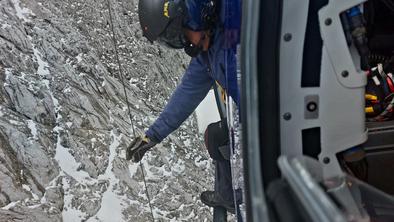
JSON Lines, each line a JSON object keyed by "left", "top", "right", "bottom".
{"left": 0, "top": 0, "right": 214, "bottom": 221}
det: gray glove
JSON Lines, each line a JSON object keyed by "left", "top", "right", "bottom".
{"left": 126, "top": 135, "right": 157, "bottom": 163}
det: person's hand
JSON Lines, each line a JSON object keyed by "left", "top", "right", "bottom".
{"left": 126, "top": 135, "right": 157, "bottom": 163}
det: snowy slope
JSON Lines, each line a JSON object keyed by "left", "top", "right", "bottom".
{"left": 0, "top": 0, "right": 215, "bottom": 221}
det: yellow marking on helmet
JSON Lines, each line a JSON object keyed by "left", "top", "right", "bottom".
{"left": 163, "top": 1, "right": 170, "bottom": 18}
{"left": 365, "top": 107, "right": 374, "bottom": 114}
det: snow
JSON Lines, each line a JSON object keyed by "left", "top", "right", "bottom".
{"left": 1, "top": 24, "right": 11, "bottom": 29}
{"left": 32, "top": 47, "right": 60, "bottom": 111}
{"left": 11, "top": 0, "right": 32, "bottom": 22}
{"left": 153, "top": 164, "right": 172, "bottom": 177}
{"left": 76, "top": 53, "right": 83, "bottom": 63}
{"left": 22, "top": 184, "right": 31, "bottom": 192}
{"left": 27, "top": 203, "right": 42, "bottom": 209}
{"left": 194, "top": 156, "right": 209, "bottom": 168}
{"left": 49, "top": 83, "right": 59, "bottom": 108}
{"left": 90, "top": 138, "right": 97, "bottom": 148}
{"left": 170, "top": 159, "right": 185, "bottom": 175}
{"left": 22, "top": 184, "right": 39, "bottom": 200}
{"left": 20, "top": 72, "right": 27, "bottom": 80}
{"left": 1, "top": 0, "right": 214, "bottom": 220}
{"left": 88, "top": 131, "right": 125, "bottom": 222}
{"left": 62, "top": 177, "right": 88, "bottom": 221}
{"left": 33, "top": 47, "right": 50, "bottom": 77}
{"left": 54, "top": 131, "right": 91, "bottom": 183}
{"left": 176, "top": 206, "right": 196, "bottom": 221}
{"left": 5, "top": 68, "right": 12, "bottom": 82}
{"left": 27, "top": 120, "right": 38, "bottom": 140}
{"left": 128, "top": 162, "right": 139, "bottom": 178}
{"left": 1, "top": 201, "right": 18, "bottom": 210}
{"left": 9, "top": 119, "right": 22, "bottom": 125}
{"left": 184, "top": 138, "right": 191, "bottom": 147}
{"left": 63, "top": 86, "right": 72, "bottom": 93}
{"left": 34, "top": 42, "right": 92, "bottom": 220}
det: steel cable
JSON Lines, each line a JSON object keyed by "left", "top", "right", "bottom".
{"left": 105, "top": 0, "right": 155, "bottom": 220}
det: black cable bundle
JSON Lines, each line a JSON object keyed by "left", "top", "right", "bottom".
{"left": 368, "top": 54, "right": 393, "bottom": 71}
{"left": 381, "top": 0, "right": 394, "bottom": 12}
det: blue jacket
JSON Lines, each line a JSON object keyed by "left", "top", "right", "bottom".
{"left": 146, "top": 0, "right": 240, "bottom": 142}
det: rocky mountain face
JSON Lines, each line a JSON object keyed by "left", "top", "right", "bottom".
{"left": 0, "top": 0, "right": 215, "bottom": 221}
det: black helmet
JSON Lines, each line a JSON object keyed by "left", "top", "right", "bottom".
{"left": 139, "top": 0, "right": 187, "bottom": 48}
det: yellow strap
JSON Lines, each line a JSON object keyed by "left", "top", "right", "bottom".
{"left": 365, "top": 94, "right": 377, "bottom": 101}
{"left": 365, "top": 107, "right": 375, "bottom": 114}
{"left": 163, "top": 2, "right": 170, "bottom": 18}
{"left": 215, "top": 81, "right": 227, "bottom": 104}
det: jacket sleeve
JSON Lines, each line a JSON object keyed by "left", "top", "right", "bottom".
{"left": 146, "top": 56, "right": 214, "bottom": 142}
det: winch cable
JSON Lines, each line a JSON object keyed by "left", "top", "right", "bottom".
{"left": 105, "top": 0, "right": 155, "bottom": 221}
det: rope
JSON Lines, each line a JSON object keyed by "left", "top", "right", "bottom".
{"left": 105, "top": 0, "right": 155, "bottom": 220}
